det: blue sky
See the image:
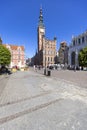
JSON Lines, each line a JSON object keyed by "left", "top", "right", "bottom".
{"left": 0, "top": 0, "right": 87, "bottom": 58}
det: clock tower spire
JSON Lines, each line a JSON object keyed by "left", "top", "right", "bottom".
{"left": 38, "top": 6, "right": 44, "bottom": 27}
{"left": 37, "top": 7, "right": 45, "bottom": 52}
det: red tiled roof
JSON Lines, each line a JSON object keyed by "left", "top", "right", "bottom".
{"left": 3, "top": 44, "right": 25, "bottom": 51}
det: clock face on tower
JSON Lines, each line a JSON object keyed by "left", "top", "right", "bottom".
{"left": 40, "top": 28, "right": 44, "bottom": 33}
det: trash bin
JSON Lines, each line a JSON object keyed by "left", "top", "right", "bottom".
{"left": 47, "top": 70, "right": 51, "bottom": 76}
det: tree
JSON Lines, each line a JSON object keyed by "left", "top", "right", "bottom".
{"left": 78, "top": 47, "right": 87, "bottom": 67}
{"left": 0, "top": 44, "right": 11, "bottom": 66}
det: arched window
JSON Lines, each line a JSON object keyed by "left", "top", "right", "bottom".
{"left": 71, "top": 51, "right": 76, "bottom": 65}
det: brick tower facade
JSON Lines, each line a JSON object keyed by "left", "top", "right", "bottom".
{"left": 37, "top": 7, "right": 57, "bottom": 67}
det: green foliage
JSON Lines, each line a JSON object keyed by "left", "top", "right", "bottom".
{"left": 0, "top": 44, "right": 11, "bottom": 66}
{"left": 78, "top": 47, "right": 87, "bottom": 67}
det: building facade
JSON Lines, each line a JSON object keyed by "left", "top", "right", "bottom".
{"left": 4, "top": 44, "right": 25, "bottom": 68}
{"left": 68, "top": 31, "right": 87, "bottom": 67}
{"left": 37, "top": 7, "right": 57, "bottom": 67}
{"left": 58, "top": 41, "right": 68, "bottom": 64}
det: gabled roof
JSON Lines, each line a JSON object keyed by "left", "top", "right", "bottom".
{"left": 3, "top": 44, "right": 24, "bottom": 51}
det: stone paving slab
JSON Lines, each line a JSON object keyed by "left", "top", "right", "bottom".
{"left": 0, "top": 99, "right": 87, "bottom": 130}
{"left": 0, "top": 75, "right": 10, "bottom": 96}
{"left": 0, "top": 91, "right": 61, "bottom": 120}
{"left": 0, "top": 70, "right": 87, "bottom": 130}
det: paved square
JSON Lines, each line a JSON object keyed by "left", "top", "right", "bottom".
{"left": 0, "top": 69, "right": 87, "bottom": 130}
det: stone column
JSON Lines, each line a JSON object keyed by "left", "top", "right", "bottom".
{"left": 75, "top": 49, "right": 78, "bottom": 66}
{"left": 68, "top": 50, "right": 71, "bottom": 66}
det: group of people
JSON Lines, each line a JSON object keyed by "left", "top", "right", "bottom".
{"left": 33, "top": 65, "right": 42, "bottom": 71}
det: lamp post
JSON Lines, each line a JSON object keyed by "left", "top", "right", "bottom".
{"left": 44, "top": 41, "right": 47, "bottom": 75}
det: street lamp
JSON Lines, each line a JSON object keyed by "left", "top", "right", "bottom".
{"left": 43, "top": 38, "right": 49, "bottom": 75}
{"left": 43, "top": 41, "right": 47, "bottom": 75}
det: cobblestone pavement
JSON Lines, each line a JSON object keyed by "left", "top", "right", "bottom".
{"left": 52, "top": 69, "right": 87, "bottom": 88}
{"left": 0, "top": 75, "right": 10, "bottom": 96}
{"left": 35, "top": 68, "right": 87, "bottom": 88}
{"left": 0, "top": 70, "right": 87, "bottom": 130}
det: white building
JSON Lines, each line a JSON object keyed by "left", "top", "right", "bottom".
{"left": 68, "top": 31, "right": 87, "bottom": 67}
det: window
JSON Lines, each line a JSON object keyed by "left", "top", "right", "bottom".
{"left": 48, "top": 57, "right": 49, "bottom": 61}
{"left": 82, "top": 36, "right": 84, "bottom": 43}
{"left": 73, "top": 40, "right": 75, "bottom": 46}
{"left": 86, "top": 35, "right": 87, "bottom": 42}
{"left": 78, "top": 38, "right": 80, "bottom": 44}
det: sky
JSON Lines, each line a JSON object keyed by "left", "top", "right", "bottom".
{"left": 0, "top": 0, "right": 87, "bottom": 58}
